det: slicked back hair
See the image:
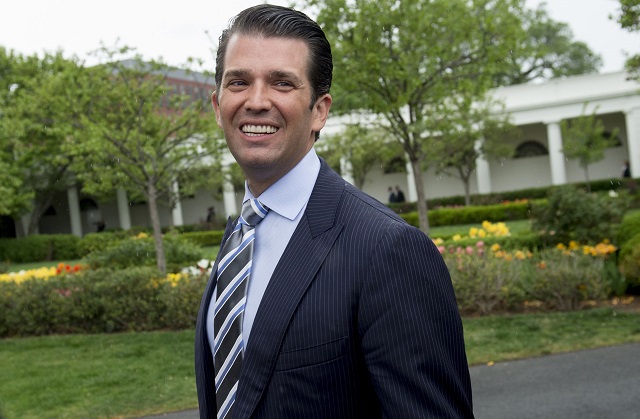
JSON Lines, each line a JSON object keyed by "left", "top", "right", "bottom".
{"left": 215, "top": 4, "right": 333, "bottom": 111}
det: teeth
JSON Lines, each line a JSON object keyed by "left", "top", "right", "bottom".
{"left": 242, "top": 125, "right": 277, "bottom": 135}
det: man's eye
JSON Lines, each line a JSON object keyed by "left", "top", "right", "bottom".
{"left": 228, "top": 80, "right": 246, "bottom": 87}
{"left": 275, "top": 81, "right": 293, "bottom": 88}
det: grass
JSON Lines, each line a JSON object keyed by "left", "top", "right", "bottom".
{"left": 1, "top": 307, "right": 639, "bottom": 419}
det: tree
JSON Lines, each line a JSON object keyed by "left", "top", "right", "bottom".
{"left": 428, "top": 96, "right": 518, "bottom": 206}
{"left": 0, "top": 48, "right": 88, "bottom": 236}
{"left": 304, "top": 0, "right": 524, "bottom": 233}
{"left": 561, "top": 106, "right": 619, "bottom": 192}
{"left": 493, "top": 3, "right": 602, "bottom": 86}
{"left": 614, "top": 0, "right": 640, "bottom": 80}
{"left": 320, "top": 123, "right": 401, "bottom": 190}
{"left": 70, "top": 47, "right": 222, "bottom": 274}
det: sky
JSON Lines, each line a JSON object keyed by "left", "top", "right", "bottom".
{"left": 0, "top": 0, "right": 637, "bottom": 74}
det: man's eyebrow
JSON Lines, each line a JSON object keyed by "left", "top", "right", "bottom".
{"left": 222, "top": 69, "right": 251, "bottom": 79}
{"left": 269, "top": 70, "right": 303, "bottom": 84}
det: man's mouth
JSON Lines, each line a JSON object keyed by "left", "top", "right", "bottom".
{"left": 241, "top": 125, "right": 278, "bottom": 136}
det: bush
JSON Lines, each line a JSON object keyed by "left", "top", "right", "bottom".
{"left": 531, "top": 186, "right": 628, "bottom": 245}
{"left": 0, "top": 235, "right": 82, "bottom": 263}
{"left": 78, "top": 232, "right": 127, "bottom": 256}
{"left": 0, "top": 267, "right": 209, "bottom": 337}
{"left": 400, "top": 201, "right": 533, "bottom": 227}
{"left": 181, "top": 230, "right": 225, "bottom": 247}
{"left": 521, "top": 250, "right": 611, "bottom": 311}
{"left": 85, "top": 234, "right": 205, "bottom": 272}
{"left": 443, "top": 248, "right": 525, "bottom": 314}
{"left": 616, "top": 211, "right": 640, "bottom": 246}
{"left": 618, "top": 232, "right": 640, "bottom": 290}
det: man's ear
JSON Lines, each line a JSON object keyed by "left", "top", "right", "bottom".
{"left": 311, "top": 93, "right": 332, "bottom": 133}
{"left": 211, "top": 91, "right": 222, "bottom": 127}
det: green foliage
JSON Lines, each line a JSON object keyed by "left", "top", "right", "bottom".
{"left": 400, "top": 201, "right": 533, "bottom": 227}
{"left": 616, "top": 211, "right": 640, "bottom": 246}
{"left": 443, "top": 247, "right": 615, "bottom": 314}
{"left": 0, "top": 267, "right": 209, "bottom": 337}
{"left": 85, "top": 235, "right": 204, "bottom": 272}
{"left": 445, "top": 250, "right": 525, "bottom": 314}
{"left": 0, "top": 48, "right": 87, "bottom": 228}
{"left": 67, "top": 46, "right": 224, "bottom": 273}
{"left": 521, "top": 250, "right": 611, "bottom": 311}
{"left": 493, "top": 3, "right": 602, "bottom": 85}
{"left": 531, "top": 186, "right": 628, "bottom": 245}
{"left": 428, "top": 96, "right": 519, "bottom": 205}
{"left": 78, "top": 232, "right": 126, "bottom": 256}
{"left": 320, "top": 124, "right": 401, "bottom": 189}
{"left": 307, "top": 0, "right": 525, "bottom": 232}
{"left": 618, "top": 232, "right": 640, "bottom": 287}
{"left": 0, "top": 235, "right": 82, "bottom": 263}
{"left": 614, "top": 0, "right": 640, "bottom": 80}
{"left": 561, "top": 107, "right": 619, "bottom": 190}
{"left": 180, "top": 230, "right": 225, "bottom": 247}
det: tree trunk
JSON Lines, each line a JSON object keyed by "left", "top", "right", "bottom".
{"left": 463, "top": 179, "right": 471, "bottom": 206}
{"left": 410, "top": 157, "right": 430, "bottom": 235}
{"left": 28, "top": 194, "right": 55, "bottom": 235}
{"left": 147, "top": 182, "right": 167, "bottom": 274}
{"left": 584, "top": 166, "right": 592, "bottom": 192}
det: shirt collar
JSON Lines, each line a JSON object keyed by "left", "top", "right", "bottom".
{"left": 243, "top": 148, "right": 320, "bottom": 221}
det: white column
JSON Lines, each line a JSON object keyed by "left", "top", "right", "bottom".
{"left": 474, "top": 140, "right": 492, "bottom": 194}
{"left": 116, "top": 188, "right": 132, "bottom": 230}
{"left": 340, "top": 156, "right": 355, "bottom": 186}
{"left": 223, "top": 177, "right": 238, "bottom": 218}
{"left": 625, "top": 107, "right": 640, "bottom": 178}
{"left": 67, "top": 186, "right": 82, "bottom": 237}
{"left": 405, "top": 157, "right": 418, "bottom": 202}
{"left": 546, "top": 121, "right": 567, "bottom": 185}
{"left": 171, "top": 180, "right": 184, "bottom": 226}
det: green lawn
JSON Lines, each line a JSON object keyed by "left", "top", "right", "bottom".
{"left": 1, "top": 307, "right": 639, "bottom": 419}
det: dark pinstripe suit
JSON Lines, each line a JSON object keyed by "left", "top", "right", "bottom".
{"left": 195, "top": 158, "right": 473, "bottom": 418}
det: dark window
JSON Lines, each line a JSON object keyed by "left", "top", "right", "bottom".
{"left": 514, "top": 141, "right": 548, "bottom": 158}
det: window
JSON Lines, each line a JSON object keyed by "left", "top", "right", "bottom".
{"left": 514, "top": 141, "right": 548, "bottom": 158}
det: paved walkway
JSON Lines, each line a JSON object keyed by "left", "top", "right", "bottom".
{"left": 139, "top": 342, "right": 640, "bottom": 419}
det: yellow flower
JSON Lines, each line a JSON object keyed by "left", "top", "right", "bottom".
{"left": 491, "top": 243, "right": 501, "bottom": 252}
{"left": 515, "top": 250, "right": 526, "bottom": 260}
{"left": 432, "top": 238, "right": 444, "bottom": 246}
{"left": 452, "top": 234, "right": 462, "bottom": 241}
{"left": 469, "top": 227, "right": 478, "bottom": 238}
{"left": 556, "top": 243, "right": 566, "bottom": 250}
{"left": 568, "top": 241, "right": 580, "bottom": 250}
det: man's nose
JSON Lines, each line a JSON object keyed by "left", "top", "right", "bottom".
{"left": 244, "top": 84, "right": 271, "bottom": 112}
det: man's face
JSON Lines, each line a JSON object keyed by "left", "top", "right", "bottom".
{"left": 213, "top": 34, "right": 332, "bottom": 196}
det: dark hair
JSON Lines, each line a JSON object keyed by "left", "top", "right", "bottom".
{"left": 215, "top": 4, "right": 332, "bottom": 109}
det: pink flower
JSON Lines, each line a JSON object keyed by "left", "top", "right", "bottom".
{"left": 466, "top": 246, "right": 474, "bottom": 255}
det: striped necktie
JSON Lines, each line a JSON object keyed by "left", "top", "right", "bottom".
{"left": 214, "top": 198, "right": 268, "bottom": 419}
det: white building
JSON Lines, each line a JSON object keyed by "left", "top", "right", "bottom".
{"left": 16, "top": 70, "right": 640, "bottom": 237}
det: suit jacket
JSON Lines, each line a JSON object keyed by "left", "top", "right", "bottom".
{"left": 195, "top": 159, "right": 473, "bottom": 418}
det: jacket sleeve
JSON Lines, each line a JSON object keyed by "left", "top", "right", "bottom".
{"left": 358, "top": 222, "right": 474, "bottom": 418}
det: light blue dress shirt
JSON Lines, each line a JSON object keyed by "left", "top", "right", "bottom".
{"left": 206, "top": 148, "right": 320, "bottom": 355}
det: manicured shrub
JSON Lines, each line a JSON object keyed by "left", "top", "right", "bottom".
{"left": 180, "top": 230, "right": 225, "bottom": 247}
{"left": 399, "top": 201, "right": 533, "bottom": 227}
{"left": 0, "top": 266, "right": 210, "bottom": 337}
{"left": 0, "top": 234, "right": 82, "bottom": 263}
{"left": 85, "top": 234, "right": 205, "bottom": 272}
{"left": 616, "top": 211, "right": 640, "bottom": 246}
{"left": 618, "top": 232, "right": 640, "bottom": 290}
{"left": 531, "top": 186, "right": 627, "bottom": 245}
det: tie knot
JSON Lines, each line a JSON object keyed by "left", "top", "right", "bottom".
{"left": 239, "top": 199, "right": 269, "bottom": 227}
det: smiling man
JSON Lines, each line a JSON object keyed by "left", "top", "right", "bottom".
{"left": 195, "top": 5, "right": 474, "bottom": 419}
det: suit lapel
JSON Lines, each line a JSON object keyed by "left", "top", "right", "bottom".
{"left": 234, "top": 160, "right": 347, "bottom": 418}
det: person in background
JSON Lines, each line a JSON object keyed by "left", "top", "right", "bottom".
{"left": 388, "top": 185, "right": 397, "bottom": 203}
{"left": 622, "top": 160, "right": 631, "bottom": 178}
{"left": 194, "top": 5, "right": 473, "bottom": 418}
{"left": 395, "top": 185, "right": 406, "bottom": 203}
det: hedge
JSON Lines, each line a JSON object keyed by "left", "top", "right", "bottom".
{"left": 0, "top": 267, "right": 209, "bottom": 337}
{"left": 399, "top": 201, "right": 535, "bottom": 227}
{"left": 0, "top": 234, "right": 82, "bottom": 263}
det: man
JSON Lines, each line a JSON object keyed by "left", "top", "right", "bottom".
{"left": 195, "top": 5, "right": 473, "bottom": 418}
